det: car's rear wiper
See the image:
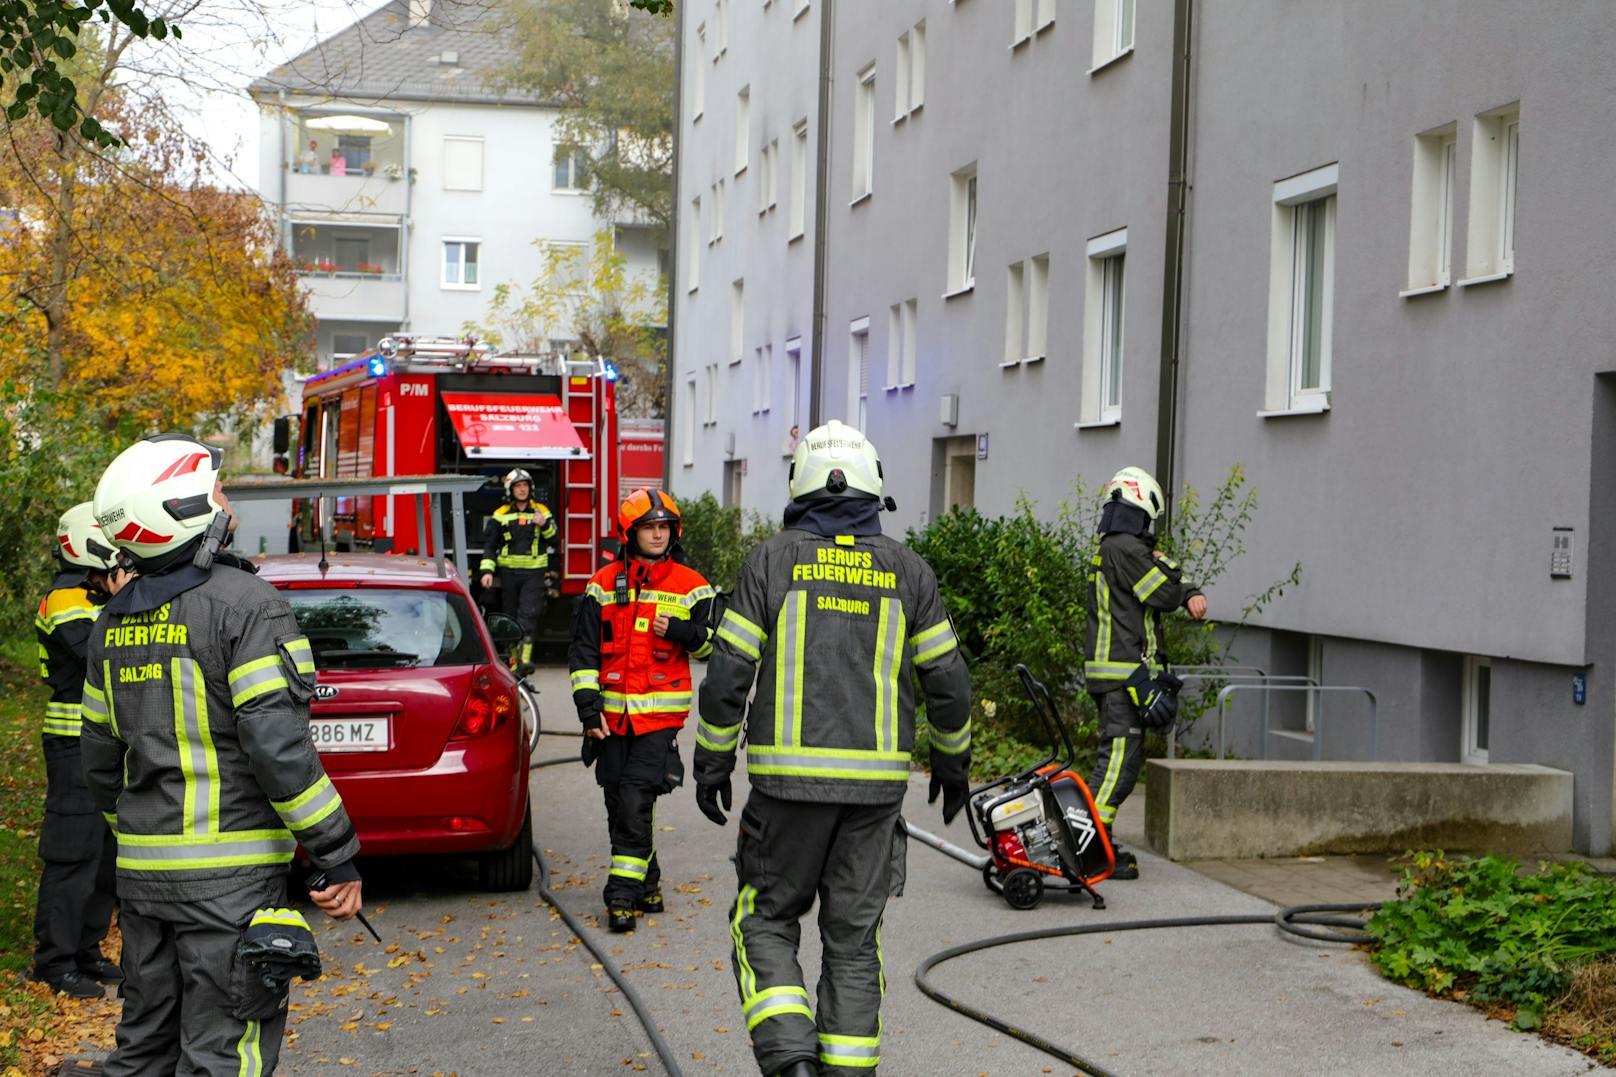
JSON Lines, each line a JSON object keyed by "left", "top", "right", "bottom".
{"left": 316, "top": 649, "right": 420, "bottom": 668}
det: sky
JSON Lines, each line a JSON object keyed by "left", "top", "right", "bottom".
{"left": 125, "top": 0, "right": 394, "bottom": 193}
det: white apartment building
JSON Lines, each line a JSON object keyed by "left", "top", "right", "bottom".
{"left": 250, "top": 0, "right": 661, "bottom": 368}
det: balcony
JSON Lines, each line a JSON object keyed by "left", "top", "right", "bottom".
{"left": 293, "top": 220, "right": 405, "bottom": 323}
{"left": 284, "top": 112, "right": 408, "bottom": 215}
{"left": 300, "top": 273, "right": 406, "bottom": 324}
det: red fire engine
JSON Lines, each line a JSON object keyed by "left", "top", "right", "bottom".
{"left": 275, "top": 335, "right": 663, "bottom": 638}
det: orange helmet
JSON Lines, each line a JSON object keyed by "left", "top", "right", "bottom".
{"left": 618, "top": 488, "right": 681, "bottom": 543}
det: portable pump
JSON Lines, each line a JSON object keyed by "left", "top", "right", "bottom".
{"left": 967, "top": 666, "right": 1116, "bottom": 910}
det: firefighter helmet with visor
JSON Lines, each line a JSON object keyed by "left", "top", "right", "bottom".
{"left": 1103, "top": 466, "right": 1166, "bottom": 522}
{"left": 93, "top": 434, "right": 224, "bottom": 565}
{"left": 618, "top": 488, "right": 681, "bottom": 544}
{"left": 57, "top": 501, "right": 118, "bottom": 571}
{"left": 503, "top": 468, "right": 534, "bottom": 500}
{"left": 788, "top": 420, "right": 883, "bottom": 501}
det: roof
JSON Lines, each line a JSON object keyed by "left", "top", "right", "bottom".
{"left": 255, "top": 552, "right": 467, "bottom": 587}
{"left": 247, "top": 0, "right": 550, "bottom": 108}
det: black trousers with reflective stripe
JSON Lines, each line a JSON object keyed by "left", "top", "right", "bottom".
{"left": 729, "top": 790, "right": 905, "bottom": 1075}
{"left": 1086, "top": 689, "right": 1145, "bottom": 828}
{"left": 34, "top": 741, "right": 116, "bottom": 978}
{"left": 499, "top": 568, "right": 547, "bottom": 659}
{"left": 596, "top": 726, "right": 675, "bottom": 905}
{"left": 105, "top": 875, "right": 290, "bottom": 1077}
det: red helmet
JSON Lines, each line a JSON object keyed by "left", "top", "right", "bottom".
{"left": 618, "top": 488, "right": 681, "bottom": 543}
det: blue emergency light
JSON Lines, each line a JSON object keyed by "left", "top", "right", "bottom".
{"left": 603, "top": 360, "right": 619, "bottom": 382}
{"left": 368, "top": 355, "right": 388, "bottom": 377}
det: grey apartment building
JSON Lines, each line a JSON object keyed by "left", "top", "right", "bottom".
{"left": 669, "top": 0, "right": 1616, "bottom": 855}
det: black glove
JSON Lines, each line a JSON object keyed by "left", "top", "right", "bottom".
{"left": 695, "top": 779, "right": 732, "bottom": 826}
{"left": 928, "top": 771, "right": 970, "bottom": 825}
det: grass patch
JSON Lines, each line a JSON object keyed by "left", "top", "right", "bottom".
{"left": 0, "top": 634, "right": 120, "bottom": 1073}
{"left": 1366, "top": 851, "right": 1616, "bottom": 1065}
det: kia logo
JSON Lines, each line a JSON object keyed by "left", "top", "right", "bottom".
{"left": 314, "top": 684, "right": 339, "bottom": 700}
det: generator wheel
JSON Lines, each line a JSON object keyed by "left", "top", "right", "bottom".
{"left": 1001, "top": 868, "right": 1044, "bottom": 911}
{"left": 982, "top": 862, "right": 1002, "bottom": 894}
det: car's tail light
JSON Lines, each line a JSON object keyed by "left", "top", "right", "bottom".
{"left": 453, "top": 670, "right": 514, "bottom": 739}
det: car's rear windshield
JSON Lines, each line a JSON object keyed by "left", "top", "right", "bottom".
{"left": 283, "top": 589, "right": 487, "bottom": 670}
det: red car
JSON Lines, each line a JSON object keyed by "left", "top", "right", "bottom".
{"left": 257, "top": 553, "right": 535, "bottom": 891}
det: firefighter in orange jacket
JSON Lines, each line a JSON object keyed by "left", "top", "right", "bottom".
{"left": 568, "top": 489, "right": 716, "bottom": 932}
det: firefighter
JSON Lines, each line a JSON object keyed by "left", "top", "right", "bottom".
{"left": 81, "top": 434, "right": 364, "bottom": 1076}
{"left": 569, "top": 488, "right": 715, "bottom": 932}
{"left": 695, "top": 421, "right": 972, "bottom": 1077}
{"left": 29, "top": 502, "right": 121, "bottom": 999}
{"left": 1084, "top": 466, "right": 1207, "bottom": 879}
{"left": 480, "top": 467, "right": 559, "bottom": 670}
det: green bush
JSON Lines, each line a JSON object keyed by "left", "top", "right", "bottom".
{"left": 907, "top": 466, "right": 1299, "bottom": 776}
{"left": 677, "top": 491, "right": 778, "bottom": 591}
{"left": 1366, "top": 852, "right": 1616, "bottom": 1031}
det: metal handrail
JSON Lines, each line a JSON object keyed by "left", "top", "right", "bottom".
{"left": 1165, "top": 671, "right": 1319, "bottom": 758}
{"left": 1214, "top": 684, "right": 1379, "bottom": 762}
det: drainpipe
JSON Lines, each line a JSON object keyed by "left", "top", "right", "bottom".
{"left": 277, "top": 91, "right": 289, "bottom": 254}
{"left": 401, "top": 114, "right": 413, "bottom": 333}
{"left": 1153, "top": 0, "right": 1194, "bottom": 533}
{"left": 807, "top": 0, "right": 834, "bottom": 427}
{"left": 664, "top": 5, "right": 686, "bottom": 488}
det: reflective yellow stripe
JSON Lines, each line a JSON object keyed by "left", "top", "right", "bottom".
{"left": 570, "top": 668, "right": 601, "bottom": 692}
{"left": 872, "top": 598, "right": 903, "bottom": 752}
{"left": 1084, "top": 660, "right": 1139, "bottom": 682}
{"left": 911, "top": 617, "right": 958, "bottom": 667}
{"left": 282, "top": 636, "right": 316, "bottom": 675}
{"left": 236, "top": 1017, "right": 262, "bottom": 1077}
{"left": 228, "top": 655, "right": 289, "bottom": 708}
{"left": 271, "top": 774, "right": 344, "bottom": 832}
{"left": 610, "top": 854, "right": 650, "bottom": 880}
{"left": 1093, "top": 736, "right": 1128, "bottom": 823}
{"left": 248, "top": 907, "right": 312, "bottom": 930}
{"left": 819, "top": 1031, "right": 881, "bottom": 1068}
{"left": 101, "top": 661, "right": 118, "bottom": 735}
{"left": 173, "top": 658, "right": 218, "bottom": 836}
{"left": 743, "top": 984, "right": 813, "bottom": 1031}
{"left": 774, "top": 592, "right": 807, "bottom": 747}
{"left": 586, "top": 581, "right": 612, "bottom": 604}
{"left": 1093, "top": 568, "right": 1113, "bottom": 664}
{"left": 747, "top": 745, "right": 911, "bottom": 781}
{"left": 716, "top": 625, "right": 761, "bottom": 661}
{"left": 731, "top": 883, "right": 759, "bottom": 1001}
{"left": 82, "top": 688, "right": 110, "bottom": 727}
{"left": 116, "top": 829, "right": 295, "bottom": 871}
{"left": 696, "top": 718, "right": 741, "bottom": 753}
{"left": 1134, "top": 566, "right": 1168, "bottom": 602}
{"left": 600, "top": 690, "right": 693, "bottom": 714}
{"left": 718, "top": 609, "right": 767, "bottom": 660}
{"left": 930, "top": 719, "right": 971, "bottom": 755}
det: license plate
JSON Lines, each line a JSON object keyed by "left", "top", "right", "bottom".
{"left": 310, "top": 716, "right": 391, "bottom": 753}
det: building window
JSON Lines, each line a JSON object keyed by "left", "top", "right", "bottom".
{"left": 688, "top": 196, "right": 701, "bottom": 291}
{"left": 790, "top": 120, "right": 809, "bottom": 240}
{"left": 1013, "top": 0, "right": 1033, "bottom": 44}
{"left": 331, "top": 332, "right": 369, "bottom": 357}
{"left": 715, "top": 0, "right": 729, "bottom": 57}
{"left": 894, "top": 21, "right": 925, "bottom": 119}
{"left": 683, "top": 379, "right": 697, "bottom": 464}
{"left": 443, "top": 136, "right": 484, "bottom": 191}
{"left": 1462, "top": 655, "right": 1492, "bottom": 765}
{"left": 848, "top": 318, "right": 870, "bottom": 429}
{"left": 852, "top": 64, "right": 876, "bottom": 202}
{"left": 794, "top": 0, "right": 809, "bottom": 18}
{"left": 730, "top": 279, "right": 745, "bottom": 364}
{"left": 709, "top": 180, "right": 726, "bottom": 243}
{"left": 441, "top": 239, "right": 480, "bottom": 288}
{"left": 553, "top": 145, "right": 588, "bottom": 192}
{"left": 693, "top": 24, "right": 707, "bottom": 120}
{"left": 1080, "top": 228, "right": 1126, "bottom": 424}
{"left": 886, "top": 298, "right": 917, "bottom": 389}
{"left": 1004, "top": 261, "right": 1025, "bottom": 363}
{"left": 735, "top": 86, "right": 750, "bottom": 175}
{"left": 754, "top": 343, "right": 772, "bottom": 413}
{"left": 1036, "top": 0, "right": 1056, "bottom": 31}
{"left": 1464, "top": 103, "right": 1520, "bottom": 282}
{"left": 1091, "top": 0, "right": 1134, "bottom": 70}
{"left": 786, "top": 336, "right": 803, "bottom": 425}
{"left": 1405, "top": 124, "right": 1456, "bottom": 292}
{"left": 947, "top": 165, "right": 977, "bottom": 294}
{"left": 895, "top": 32, "right": 911, "bottom": 120}
{"left": 758, "top": 138, "right": 779, "bottom": 214}
{"left": 704, "top": 363, "right": 719, "bottom": 426}
{"left": 1264, "top": 164, "right": 1336, "bottom": 415}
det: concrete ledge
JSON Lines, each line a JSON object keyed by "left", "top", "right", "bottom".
{"left": 1144, "top": 760, "right": 1574, "bottom": 860}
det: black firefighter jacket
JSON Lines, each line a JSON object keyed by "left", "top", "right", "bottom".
{"left": 1084, "top": 532, "right": 1203, "bottom": 693}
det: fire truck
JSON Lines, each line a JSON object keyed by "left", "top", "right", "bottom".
{"left": 273, "top": 335, "right": 663, "bottom": 639}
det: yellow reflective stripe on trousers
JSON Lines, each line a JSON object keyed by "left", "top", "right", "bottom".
{"left": 819, "top": 1032, "right": 880, "bottom": 1068}
{"left": 228, "top": 655, "right": 288, "bottom": 708}
{"left": 731, "top": 883, "right": 759, "bottom": 1001}
{"left": 1134, "top": 566, "right": 1169, "bottom": 602}
{"left": 910, "top": 618, "right": 958, "bottom": 667}
{"left": 236, "top": 1017, "right": 262, "bottom": 1077}
{"left": 717, "top": 608, "right": 766, "bottom": 660}
{"left": 172, "top": 658, "right": 219, "bottom": 836}
{"left": 610, "top": 854, "right": 649, "bottom": 881}
{"left": 743, "top": 984, "right": 813, "bottom": 1032}
{"left": 774, "top": 592, "right": 807, "bottom": 747}
{"left": 872, "top": 598, "right": 903, "bottom": 752}
{"left": 116, "top": 829, "right": 296, "bottom": 871}
{"left": 696, "top": 718, "right": 741, "bottom": 753}
{"left": 746, "top": 745, "right": 910, "bottom": 781}
{"left": 1093, "top": 736, "right": 1127, "bottom": 824}
{"left": 930, "top": 718, "right": 971, "bottom": 755}
{"left": 570, "top": 668, "right": 600, "bottom": 692}
{"left": 271, "top": 774, "right": 343, "bottom": 833}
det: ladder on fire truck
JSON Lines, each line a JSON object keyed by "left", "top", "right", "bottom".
{"left": 561, "top": 357, "right": 610, "bottom": 587}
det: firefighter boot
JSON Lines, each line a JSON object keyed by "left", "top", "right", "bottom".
{"left": 1111, "top": 846, "right": 1140, "bottom": 880}
{"left": 635, "top": 890, "right": 664, "bottom": 914}
{"left": 607, "top": 902, "right": 637, "bottom": 933}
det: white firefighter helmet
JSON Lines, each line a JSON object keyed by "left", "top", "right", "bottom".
{"left": 1103, "top": 466, "right": 1166, "bottom": 521}
{"left": 56, "top": 501, "right": 118, "bottom": 571}
{"left": 503, "top": 468, "right": 534, "bottom": 499}
{"left": 93, "top": 435, "right": 224, "bottom": 565}
{"left": 789, "top": 420, "right": 883, "bottom": 501}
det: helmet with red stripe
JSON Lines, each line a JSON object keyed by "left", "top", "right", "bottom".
{"left": 93, "top": 434, "right": 225, "bottom": 567}
{"left": 56, "top": 501, "right": 118, "bottom": 571}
